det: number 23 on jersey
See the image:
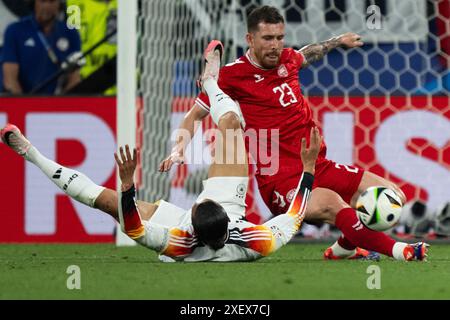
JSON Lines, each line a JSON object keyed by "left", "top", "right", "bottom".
{"left": 272, "top": 83, "right": 298, "bottom": 107}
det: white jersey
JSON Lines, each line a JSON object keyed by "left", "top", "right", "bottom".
{"left": 121, "top": 175, "right": 313, "bottom": 262}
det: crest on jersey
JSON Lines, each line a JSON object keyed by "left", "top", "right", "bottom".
{"left": 277, "top": 64, "right": 288, "bottom": 77}
{"left": 236, "top": 183, "right": 246, "bottom": 198}
{"left": 286, "top": 188, "right": 297, "bottom": 203}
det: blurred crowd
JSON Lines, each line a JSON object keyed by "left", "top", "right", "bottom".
{"left": 0, "top": 0, "right": 116, "bottom": 95}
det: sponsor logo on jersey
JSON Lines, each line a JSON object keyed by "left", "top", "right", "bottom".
{"left": 273, "top": 190, "right": 286, "bottom": 208}
{"left": 254, "top": 74, "right": 265, "bottom": 83}
{"left": 277, "top": 64, "right": 288, "bottom": 77}
{"left": 270, "top": 225, "right": 283, "bottom": 238}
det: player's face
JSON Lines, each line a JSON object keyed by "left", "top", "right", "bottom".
{"left": 247, "top": 22, "right": 285, "bottom": 69}
{"left": 34, "top": 0, "right": 60, "bottom": 25}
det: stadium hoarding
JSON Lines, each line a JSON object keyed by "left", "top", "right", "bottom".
{"left": 0, "top": 97, "right": 117, "bottom": 242}
{"left": 0, "top": 96, "right": 448, "bottom": 242}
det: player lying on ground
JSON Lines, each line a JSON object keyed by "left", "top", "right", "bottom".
{"left": 159, "top": 6, "right": 429, "bottom": 261}
{"left": 2, "top": 43, "right": 318, "bottom": 262}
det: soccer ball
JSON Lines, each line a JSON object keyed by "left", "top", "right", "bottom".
{"left": 356, "top": 187, "right": 403, "bottom": 231}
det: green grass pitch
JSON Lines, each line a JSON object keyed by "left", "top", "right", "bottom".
{"left": 1, "top": 243, "right": 450, "bottom": 299}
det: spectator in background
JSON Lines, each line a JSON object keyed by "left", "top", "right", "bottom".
{"left": 66, "top": 0, "right": 117, "bottom": 95}
{"left": 1, "top": 0, "right": 81, "bottom": 95}
{"left": 0, "top": 0, "right": 34, "bottom": 93}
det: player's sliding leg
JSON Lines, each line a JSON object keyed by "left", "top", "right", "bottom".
{"left": 325, "top": 171, "right": 409, "bottom": 260}
{"left": 306, "top": 187, "right": 428, "bottom": 261}
{"left": 0, "top": 124, "right": 156, "bottom": 221}
{"left": 333, "top": 206, "right": 428, "bottom": 261}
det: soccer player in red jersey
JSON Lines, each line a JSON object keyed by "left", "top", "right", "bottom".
{"left": 160, "top": 6, "right": 427, "bottom": 260}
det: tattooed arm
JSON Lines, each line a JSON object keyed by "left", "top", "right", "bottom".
{"left": 299, "top": 32, "right": 363, "bottom": 68}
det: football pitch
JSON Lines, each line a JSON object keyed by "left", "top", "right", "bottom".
{"left": 1, "top": 243, "right": 450, "bottom": 300}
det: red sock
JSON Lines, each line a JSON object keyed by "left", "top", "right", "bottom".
{"left": 335, "top": 207, "right": 395, "bottom": 257}
{"left": 337, "top": 235, "right": 357, "bottom": 251}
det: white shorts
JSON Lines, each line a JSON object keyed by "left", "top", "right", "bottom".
{"left": 195, "top": 176, "right": 248, "bottom": 221}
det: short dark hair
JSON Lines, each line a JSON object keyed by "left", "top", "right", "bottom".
{"left": 192, "top": 199, "right": 230, "bottom": 250}
{"left": 247, "top": 5, "right": 285, "bottom": 33}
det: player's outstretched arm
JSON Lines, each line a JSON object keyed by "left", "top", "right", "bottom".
{"left": 115, "top": 145, "right": 146, "bottom": 239}
{"left": 299, "top": 32, "right": 363, "bottom": 68}
{"left": 262, "top": 127, "right": 323, "bottom": 253}
{"left": 159, "top": 104, "right": 209, "bottom": 172}
{"left": 115, "top": 145, "right": 171, "bottom": 253}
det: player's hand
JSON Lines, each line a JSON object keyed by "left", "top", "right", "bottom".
{"left": 300, "top": 127, "right": 323, "bottom": 175}
{"left": 114, "top": 145, "right": 137, "bottom": 191}
{"left": 338, "top": 32, "right": 363, "bottom": 48}
{"left": 158, "top": 149, "right": 185, "bottom": 172}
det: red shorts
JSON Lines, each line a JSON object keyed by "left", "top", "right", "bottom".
{"left": 257, "top": 158, "right": 364, "bottom": 215}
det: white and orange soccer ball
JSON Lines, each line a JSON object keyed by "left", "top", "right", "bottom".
{"left": 356, "top": 187, "right": 403, "bottom": 231}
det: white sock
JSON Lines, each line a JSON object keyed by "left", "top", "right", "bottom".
{"left": 330, "top": 241, "right": 356, "bottom": 257}
{"left": 25, "top": 146, "right": 105, "bottom": 208}
{"left": 203, "top": 78, "right": 242, "bottom": 126}
{"left": 203, "top": 78, "right": 222, "bottom": 97}
{"left": 203, "top": 78, "right": 233, "bottom": 108}
{"left": 392, "top": 242, "right": 408, "bottom": 261}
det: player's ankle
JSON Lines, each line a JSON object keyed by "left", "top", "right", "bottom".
{"left": 330, "top": 241, "right": 356, "bottom": 257}
{"left": 392, "top": 242, "right": 408, "bottom": 261}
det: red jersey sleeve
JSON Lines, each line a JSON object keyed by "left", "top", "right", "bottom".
{"left": 195, "top": 91, "right": 210, "bottom": 112}
{"left": 289, "top": 48, "right": 305, "bottom": 70}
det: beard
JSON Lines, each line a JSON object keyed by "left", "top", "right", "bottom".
{"left": 259, "top": 51, "right": 280, "bottom": 69}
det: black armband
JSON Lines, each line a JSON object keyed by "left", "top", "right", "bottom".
{"left": 121, "top": 185, "right": 137, "bottom": 215}
{"left": 299, "top": 172, "right": 314, "bottom": 195}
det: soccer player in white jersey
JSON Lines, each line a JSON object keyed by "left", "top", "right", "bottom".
{"left": 1, "top": 41, "right": 324, "bottom": 262}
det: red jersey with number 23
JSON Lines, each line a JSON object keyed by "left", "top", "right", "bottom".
{"left": 195, "top": 47, "right": 327, "bottom": 177}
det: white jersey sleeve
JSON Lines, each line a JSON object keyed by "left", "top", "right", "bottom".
{"left": 136, "top": 221, "right": 170, "bottom": 252}
{"left": 263, "top": 172, "right": 314, "bottom": 251}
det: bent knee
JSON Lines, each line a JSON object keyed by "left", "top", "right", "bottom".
{"left": 305, "top": 188, "right": 349, "bottom": 225}
{"left": 218, "top": 111, "right": 241, "bottom": 130}
{"left": 94, "top": 189, "right": 118, "bottom": 220}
